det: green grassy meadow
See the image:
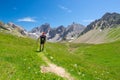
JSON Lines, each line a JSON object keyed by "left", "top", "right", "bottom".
{"left": 106, "top": 25, "right": 120, "bottom": 42}
{"left": 0, "top": 32, "right": 63, "bottom": 80}
{"left": 45, "top": 42, "right": 120, "bottom": 80}
{"left": 0, "top": 32, "right": 120, "bottom": 80}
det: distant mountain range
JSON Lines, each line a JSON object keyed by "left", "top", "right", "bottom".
{"left": 0, "top": 21, "right": 85, "bottom": 42}
{"left": 29, "top": 22, "right": 85, "bottom": 42}
{"left": 0, "top": 12, "right": 120, "bottom": 43}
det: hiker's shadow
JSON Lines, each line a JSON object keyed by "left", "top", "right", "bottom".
{"left": 35, "top": 50, "right": 41, "bottom": 53}
{"left": 35, "top": 50, "right": 44, "bottom": 53}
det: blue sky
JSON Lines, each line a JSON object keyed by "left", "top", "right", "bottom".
{"left": 0, "top": 0, "right": 120, "bottom": 31}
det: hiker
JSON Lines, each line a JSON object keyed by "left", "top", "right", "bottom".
{"left": 39, "top": 32, "right": 46, "bottom": 52}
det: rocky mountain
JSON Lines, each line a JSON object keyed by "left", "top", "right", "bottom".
{"left": 73, "top": 12, "right": 120, "bottom": 44}
{"left": 81, "top": 12, "right": 120, "bottom": 35}
{"left": 0, "top": 21, "right": 27, "bottom": 37}
{"left": 64, "top": 22, "right": 85, "bottom": 41}
{"left": 29, "top": 22, "right": 85, "bottom": 42}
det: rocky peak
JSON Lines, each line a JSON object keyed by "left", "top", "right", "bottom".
{"left": 7, "top": 22, "right": 25, "bottom": 30}
{"left": 66, "top": 22, "right": 85, "bottom": 32}
{"left": 64, "top": 22, "right": 85, "bottom": 40}
{"left": 40, "top": 23, "right": 51, "bottom": 29}
{"left": 81, "top": 12, "right": 120, "bottom": 35}
{"left": 31, "top": 23, "right": 51, "bottom": 33}
{"left": 102, "top": 12, "right": 120, "bottom": 20}
{"left": 56, "top": 25, "right": 65, "bottom": 34}
{"left": 8, "top": 22, "right": 27, "bottom": 35}
{"left": 0, "top": 22, "right": 27, "bottom": 36}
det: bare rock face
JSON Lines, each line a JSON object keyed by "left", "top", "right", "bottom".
{"left": 64, "top": 22, "right": 85, "bottom": 41}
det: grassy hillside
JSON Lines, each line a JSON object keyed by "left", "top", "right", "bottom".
{"left": 0, "top": 32, "right": 120, "bottom": 80}
{"left": 0, "top": 32, "right": 63, "bottom": 80}
{"left": 106, "top": 25, "right": 120, "bottom": 42}
{"left": 73, "top": 26, "right": 120, "bottom": 44}
{"left": 73, "top": 29, "right": 109, "bottom": 44}
{"left": 45, "top": 41, "right": 120, "bottom": 80}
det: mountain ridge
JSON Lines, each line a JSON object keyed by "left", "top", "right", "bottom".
{"left": 73, "top": 12, "right": 120, "bottom": 44}
{"left": 0, "top": 21, "right": 85, "bottom": 42}
{"left": 81, "top": 12, "right": 120, "bottom": 35}
{"left": 0, "top": 21, "right": 27, "bottom": 37}
{"left": 29, "top": 22, "right": 85, "bottom": 42}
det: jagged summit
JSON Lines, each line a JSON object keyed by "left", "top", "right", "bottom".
{"left": 31, "top": 23, "right": 51, "bottom": 33}
{"left": 81, "top": 12, "right": 120, "bottom": 35}
{"left": 102, "top": 12, "right": 120, "bottom": 20}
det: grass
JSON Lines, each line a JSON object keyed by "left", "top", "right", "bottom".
{"left": 0, "top": 32, "right": 120, "bottom": 80}
{"left": 0, "top": 32, "right": 64, "bottom": 80}
{"left": 106, "top": 25, "right": 120, "bottom": 41}
{"left": 45, "top": 41, "right": 120, "bottom": 80}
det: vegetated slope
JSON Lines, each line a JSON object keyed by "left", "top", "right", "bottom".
{"left": 45, "top": 41, "right": 120, "bottom": 80}
{"left": 106, "top": 25, "right": 120, "bottom": 42}
{"left": 73, "top": 26, "right": 120, "bottom": 44}
{"left": 73, "top": 12, "right": 120, "bottom": 44}
{"left": 0, "top": 32, "right": 64, "bottom": 80}
{"left": 73, "top": 29, "right": 109, "bottom": 44}
{"left": 1, "top": 32, "right": 120, "bottom": 80}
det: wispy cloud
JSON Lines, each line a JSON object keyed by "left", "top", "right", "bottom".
{"left": 58, "top": 5, "right": 72, "bottom": 13}
{"left": 18, "top": 17, "right": 36, "bottom": 22}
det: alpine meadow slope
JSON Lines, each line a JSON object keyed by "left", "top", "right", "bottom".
{"left": 0, "top": 30, "right": 120, "bottom": 80}
{"left": 45, "top": 41, "right": 120, "bottom": 80}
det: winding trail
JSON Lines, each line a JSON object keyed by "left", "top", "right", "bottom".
{"left": 38, "top": 53, "right": 75, "bottom": 80}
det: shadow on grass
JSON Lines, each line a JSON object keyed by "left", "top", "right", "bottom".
{"left": 35, "top": 50, "right": 41, "bottom": 53}
{"left": 35, "top": 50, "right": 44, "bottom": 53}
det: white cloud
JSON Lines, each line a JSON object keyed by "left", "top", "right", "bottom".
{"left": 18, "top": 17, "right": 36, "bottom": 22}
{"left": 58, "top": 5, "right": 72, "bottom": 13}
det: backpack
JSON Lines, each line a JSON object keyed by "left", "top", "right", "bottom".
{"left": 40, "top": 35, "right": 46, "bottom": 43}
